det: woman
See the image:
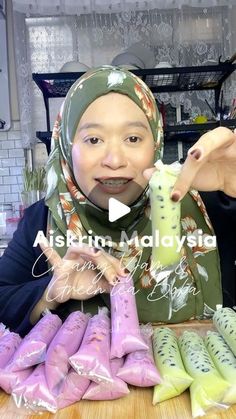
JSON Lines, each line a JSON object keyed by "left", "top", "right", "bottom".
{"left": 0, "top": 66, "right": 236, "bottom": 336}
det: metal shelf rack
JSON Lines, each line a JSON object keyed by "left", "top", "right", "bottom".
{"left": 32, "top": 62, "right": 236, "bottom": 154}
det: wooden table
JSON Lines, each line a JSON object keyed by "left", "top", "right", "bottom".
{"left": 1, "top": 321, "right": 236, "bottom": 419}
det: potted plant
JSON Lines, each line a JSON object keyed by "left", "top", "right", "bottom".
{"left": 21, "top": 167, "right": 46, "bottom": 208}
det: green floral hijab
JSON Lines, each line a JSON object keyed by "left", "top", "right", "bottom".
{"left": 45, "top": 65, "right": 222, "bottom": 323}
{"left": 45, "top": 66, "right": 163, "bottom": 272}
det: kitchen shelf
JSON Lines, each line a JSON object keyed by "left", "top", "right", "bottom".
{"left": 33, "top": 63, "right": 236, "bottom": 97}
{"left": 165, "top": 119, "right": 236, "bottom": 132}
{"left": 165, "top": 119, "right": 236, "bottom": 141}
{"left": 32, "top": 62, "right": 236, "bottom": 153}
{"left": 36, "top": 118, "right": 236, "bottom": 154}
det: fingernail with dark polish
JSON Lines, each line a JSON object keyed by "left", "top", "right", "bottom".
{"left": 171, "top": 192, "right": 180, "bottom": 202}
{"left": 189, "top": 148, "right": 201, "bottom": 160}
{"left": 91, "top": 247, "right": 100, "bottom": 253}
{"left": 124, "top": 268, "right": 130, "bottom": 274}
{"left": 112, "top": 277, "right": 120, "bottom": 286}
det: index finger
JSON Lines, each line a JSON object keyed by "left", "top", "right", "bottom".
{"left": 170, "top": 127, "right": 236, "bottom": 201}
{"left": 188, "top": 127, "right": 235, "bottom": 157}
{"left": 170, "top": 154, "right": 203, "bottom": 201}
{"left": 39, "top": 238, "right": 62, "bottom": 268}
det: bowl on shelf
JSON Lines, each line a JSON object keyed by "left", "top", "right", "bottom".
{"left": 53, "top": 61, "right": 90, "bottom": 91}
{"left": 126, "top": 42, "right": 155, "bottom": 68}
{"left": 111, "top": 52, "right": 145, "bottom": 69}
{"left": 59, "top": 61, "right": 90, "bottom": 72}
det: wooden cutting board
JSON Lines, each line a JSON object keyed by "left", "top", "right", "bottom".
{"left": 0, "top": 320, "right": 236, "bottom": 419}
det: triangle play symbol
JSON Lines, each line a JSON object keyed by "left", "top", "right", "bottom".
{"left": 108, "top": 197, "right": 131, "bottom": 222}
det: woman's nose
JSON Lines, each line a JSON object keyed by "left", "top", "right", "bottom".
{"left": 101, "top": 144, "right": 127, "bottom": 169}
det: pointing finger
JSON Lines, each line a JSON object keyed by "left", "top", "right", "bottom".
{"left": 170, "top": 150, "right": 204, "bottom": 201}
{"left": 170, "top": 127, "right": 236, "bottom": 201}
{"left": 188, "top": 127, "right": 235, "bottom": 158}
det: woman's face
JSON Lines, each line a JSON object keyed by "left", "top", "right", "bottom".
{"left": 72, "top": 92, "right": 155, "bottom": 209}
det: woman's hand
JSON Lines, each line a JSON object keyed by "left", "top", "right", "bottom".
{"left": 39, "top": 240, "right": 126, "bottom": 304}
{"left": 171, "top": 127, "right": 236, "bottom": 200}
{"left": 144, "top": 127, "right": 236, "bottom": 200}
{"left": 30, "top": 240, "right": 125, "bottom": 324}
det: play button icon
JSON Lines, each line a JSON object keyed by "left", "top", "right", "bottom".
{"left": 108, "top": 198, "right": 131, "bottom": 222}
{"left": 84, "top": 179, "right": 149, "bottom": 231}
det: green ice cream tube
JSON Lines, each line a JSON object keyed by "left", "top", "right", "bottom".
{"left": 149, "top": 161, "right": 181, "bottom": 268}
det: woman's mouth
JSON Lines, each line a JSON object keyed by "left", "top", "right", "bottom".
{"left": 95, "top": 177, "right": 133, "bottom": 193}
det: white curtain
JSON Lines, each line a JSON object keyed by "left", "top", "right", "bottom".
{"left": 11, "top": 0, "right": 236, "bottom": 14}
{"left": 12, "top": 0, "right": 236, "bottom": 147}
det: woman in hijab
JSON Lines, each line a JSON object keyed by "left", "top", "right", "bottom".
{"left": 0, "top": 66, "right": 236, "bottom": 336}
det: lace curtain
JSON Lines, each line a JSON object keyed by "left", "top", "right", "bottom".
{"left": 12, "top": 0, "right": 236, "bottom": 147}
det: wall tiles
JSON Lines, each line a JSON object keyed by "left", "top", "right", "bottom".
{"left": 0, "top": 122, "right": 26, "bottom": 215}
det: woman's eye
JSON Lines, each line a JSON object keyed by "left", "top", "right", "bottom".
{"left": 85, "top": 137, "right": 101, "bottom": 145}
{"left": 126, "top": 136, "right": 141, "bottom": 143}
